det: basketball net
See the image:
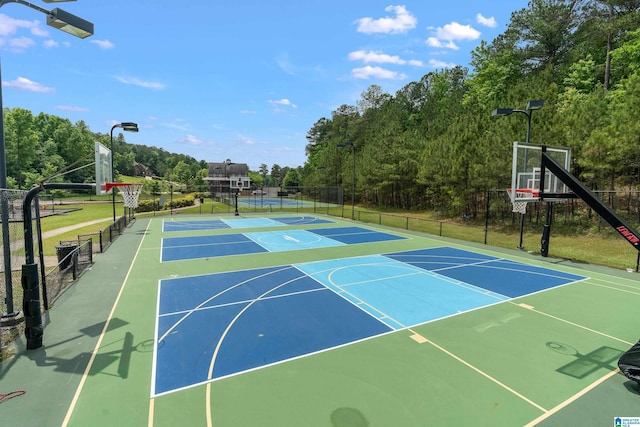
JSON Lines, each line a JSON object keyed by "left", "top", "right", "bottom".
{"left": 510, "top": 189, "right": 539, "bottom": 215}
{"left": 122, "top": 184, "right": 143, "bottom": 208}
{"left": 106, "top": 183, "right": 143, "bottom": 208}
{"left": 512, "top": 198, "right": 528, "bottom": 215}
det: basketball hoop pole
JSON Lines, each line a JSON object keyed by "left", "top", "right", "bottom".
{"left": 492, "top": 100, "right": 544, "bottom": 249}
{"left": 110, "top": 122, "right": 138, "bottom": 222}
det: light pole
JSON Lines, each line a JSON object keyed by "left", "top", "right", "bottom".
{"left": 492, "top": 100, "right": 544, "bottom": 249}
{"left": 0, "top": 0, "right": 93, "bottom": 319}
{"left": 337, "top": 142, "right": 355, "bottom": 220}
{"left": 225, "top": 159, "right": 232, "bottom": 213}
{"left": 110, "top": 122, "right": 138, "bottom": 222}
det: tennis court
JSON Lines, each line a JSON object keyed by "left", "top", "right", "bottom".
{"left": 2, "top": 213, "right": 640, "bottom": 426}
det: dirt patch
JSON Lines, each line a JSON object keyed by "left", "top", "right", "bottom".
{"left": 1, "top": 313, "right": 24, "bottom": 361}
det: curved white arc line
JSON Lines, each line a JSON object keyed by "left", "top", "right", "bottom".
{"left": 205, "top": 272, "right": 309, "bottom": 427}
{"left": 158, "top": 266, "right": 291, "bottom": 343}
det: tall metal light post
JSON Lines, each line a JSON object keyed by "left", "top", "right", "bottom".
{"left": 492, "top": 100, "right": 544, "bottom": 250}
{"left": 337, "top": 142, "right": 355, "bottom": 220}
{"left": 110, "top": 122, "right": 138, "bottom": 222}
{"left": 0, "top": 0, "right": 93, "bottom": 319}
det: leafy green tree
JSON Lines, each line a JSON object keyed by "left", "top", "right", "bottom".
{"left": 4, "top": 108, "right": 39, "bottom": 187}
{"left": 283, "top": 169, "right": 301, "bottom": 187}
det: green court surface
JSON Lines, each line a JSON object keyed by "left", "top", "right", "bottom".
{"left": 1, "top": 213, "right": 639, "bottom": 426}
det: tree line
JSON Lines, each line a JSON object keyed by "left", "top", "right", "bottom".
{"left": 301, "top": 0, "right": 640, "bottom": 216}
{"left": 1, "top": 108, "right": 298, "bottom": 192}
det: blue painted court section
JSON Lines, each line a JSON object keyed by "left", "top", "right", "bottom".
{"left": 163, "top": 219, "right": 229, "bottom": 232}
{"left": 309, "top": 226, "right": 407, "bottom": 244}
{"left": 161, "top": 226, "right": 404, "bottom": 262}
{"left": 154, "top": 266, "right": 392, "bottom": 395}
{"left": 162, "top": 216, "right": 333, "bottom": 232}
{"left": 153, "top": 246, "right": 588, "bottom": 396}
{"left": 384, "top": 247, "right": 587, "bottom": 298}
{"left": 161, "top": 234, "right": 267, "bottom": 262}
{"left": 240, "top": 197, "right": 315, "bottom": 207}
{"left": 245, "top": 229, "right": 344, "bottom": 252}
{"left": 223, "top": 217, "right": 284, "bottom": 228}
{"left": 295, "top": 255, "right": 508, "bottom": 329}
{"left": 274, "top": 216, "right": 333, "bottom": 225}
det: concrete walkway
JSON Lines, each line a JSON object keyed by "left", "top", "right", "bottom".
{"left": 40, "top": 217, "right": 112, "bottom": 240}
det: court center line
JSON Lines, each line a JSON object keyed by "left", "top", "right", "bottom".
{"left": 408, "top": 328, "right": 547, "bottom": 413}
{"left": 61, "top": 220, "right": 150, "bottom": 427}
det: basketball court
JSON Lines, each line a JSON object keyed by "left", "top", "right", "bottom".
{"left": 2, "top": 213, "right": 640, "bottom": 426}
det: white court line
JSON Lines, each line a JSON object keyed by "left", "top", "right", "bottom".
{"left": 156, "top": 266, "right": 292, "bottom": 344}
{"left": 61, "top": 220, "right": 150, "bottom": 427}
{"left": 523, "top": 369, "right": 620, "bottom": 426}
{"left": 408, "top": 329, "right": 548, "bottom": 413}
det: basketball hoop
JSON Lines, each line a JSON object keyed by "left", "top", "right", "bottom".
{"left": 508, "top": 188, "right": 539, "bottom": 215}
{"left": 105, "top": 183, "right": 143, "bottom": 208}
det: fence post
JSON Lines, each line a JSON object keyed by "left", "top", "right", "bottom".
{"left": 484, "top": 190, "right": 491, "bottom": 245}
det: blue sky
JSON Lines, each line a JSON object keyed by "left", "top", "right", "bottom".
{"left": 0, "top": 1, "right": 528, "bottom": 171}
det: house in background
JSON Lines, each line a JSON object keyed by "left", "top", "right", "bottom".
{"left": 204, "top": 160, "right": 251, "bottom": 198}
{"left": 134, "top": 162, "right": 154, "bottom": 177}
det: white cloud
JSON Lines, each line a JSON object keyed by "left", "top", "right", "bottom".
{"left": 426, "top": 21, "right": 481, "bottom": 50}
{"left": 43, "top": 39, "right": 59, "bottom": 48}
{"left": 269, "top": 98, "right": 297, "bottom": 108}
{"left": 3, "top": 76, "right": 54, "bottom": 93}
{"left": 276, "top": 52, "right": 295, "bottom": 75}
{"left": 10, "top": 36, "right": 34, "bottom": 49}
{"left": 56, "top": 105, "right": 90, "bottom": 112}
{"left": 115, "top": 76, "right": 166, "bottom": 90}
{"left": 0, "top": 14, "right": 42, "bottom": 36}
{"left": 90, "top": 39, "right": 115, "bottom": 50}
{"left": 240, "top": 110, "right": 256, "bottom": 115}
{"left": 30, "top": 24, "right": 49, "bottom": 38}
{"left": 434, "top": 22, "right": 481, "bottom": 41}
{"left": 236, "top": 135, "right": 257, "bottom": 146}
{"left": 476, "top": 13, "right": 497, "bottom": 28}
{"left": 348, "top": 50, "right": 423, "bottom": 67}
{"left": 426, "top": 37, "right": 459, "bottom": 50}
{"left": 356, "top": 5, "right": 417, "bottom": 35}
{"left": 182, "top": 134, "right": 206, "bottom": 145}
{"left": 0, "top": 14, "right": 50, "bottom": 51}
{"left": 428, "top": 59, "right": 457, "bottom": 69}
{"left": 352, "top": 66, "right": 407, "bottom": 80}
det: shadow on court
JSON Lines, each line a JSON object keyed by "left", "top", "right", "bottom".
{"left": 547, "top": 341, "right": 624, "bottom": 379}
{"left": 18, "top": 318, "right": 147, "bottom": 380}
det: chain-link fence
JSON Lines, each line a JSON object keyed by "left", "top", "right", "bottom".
{"left": 0, "top": 189, "right": 30, "bottom": 318}
{"left": 215, "top": 186, "right": 344, "bottom": 214}
{"left": 1, "top": 190, "right": 134, "bottom": 319}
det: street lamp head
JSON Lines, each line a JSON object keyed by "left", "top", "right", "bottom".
{"left": 491, "top": 108, "right": 514, "bottom": 118}
{"left": 120, "top": 122, "right": 139, "bottom": 132}
{"left": 526, "top": 99, "right": 544, "bottom": 111}
{"left": 112, "top": 122, "right": 138, "bottom": 133}
{"left": 46, "top": 8, "right": 94, "bottom": 39}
